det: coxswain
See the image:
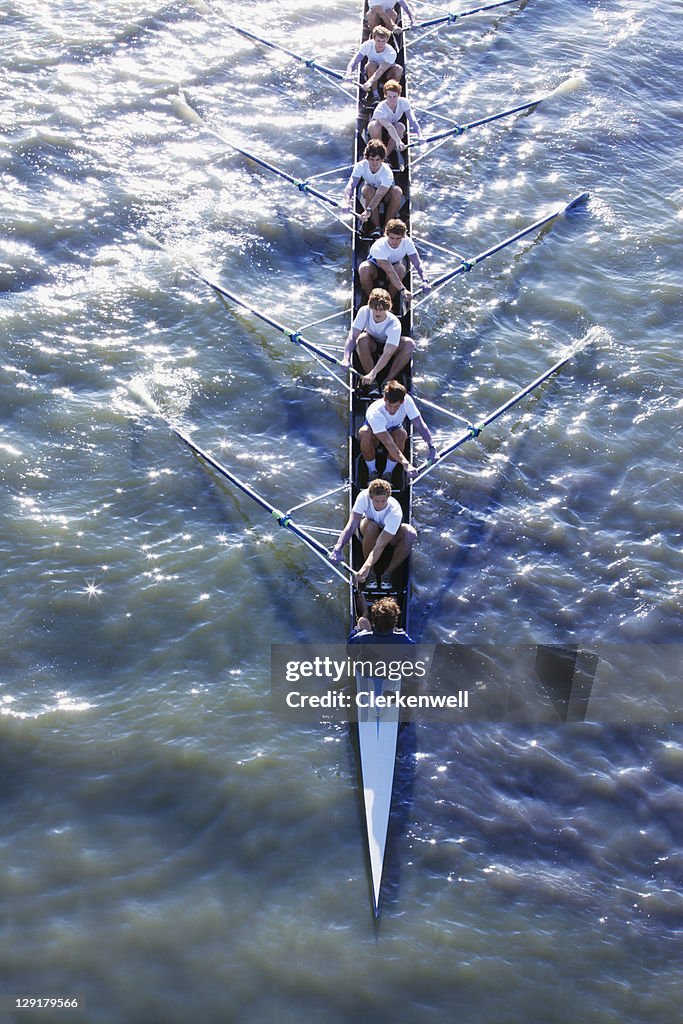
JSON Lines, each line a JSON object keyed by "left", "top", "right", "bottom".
{"left": 348, "top": 594, "right": 415, "bottom": 644}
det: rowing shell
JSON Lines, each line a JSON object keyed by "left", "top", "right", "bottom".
{"left": 349, "top": 2, "right": 413, "bottom": 915}
{"left": 356, "top": 673, "right": 401, "bottom": 916}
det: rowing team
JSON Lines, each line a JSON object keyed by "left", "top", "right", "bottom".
{"left": 327, "top": 11, "right": 432, "bottom": 597}
{"left": 329, "top": 377, "right": 437, "bottom": 593}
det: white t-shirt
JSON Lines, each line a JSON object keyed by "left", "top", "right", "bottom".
{"left": 372, "top": 97, "right": 413, "bottom": 125}
{"left": 366, "top": 394, "right": 420, "bottom": 433}
{"left": 368, "top": 0, "right": 399, "bottom": 10}
{"left": 353, "top": 490, "right": 403, "bottom": 535}
{"left": 369, "top": 235, "right": 417, "bottom": 264}
{"left": 350, "top": 159, "right": 394, "bottom": 190}
{"left": 352, "top": 305, "right": 401, "bottom": 347}
{"left": 359, "top": 39, "right": 398, "bottom": 67}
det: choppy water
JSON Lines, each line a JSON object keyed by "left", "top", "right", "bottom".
{"left": 1, "top": 0, "right": 682, "bottom": 1021}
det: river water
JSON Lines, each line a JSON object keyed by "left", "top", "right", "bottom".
{"left": 1, "top": 0, "right": 682, "bottom": 1021}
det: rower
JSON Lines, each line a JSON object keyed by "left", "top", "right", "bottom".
{"left": 344, "top": 26, "right": 404, "bottom": 99}
{"left": 359, "top": 218, "right": 430, "bottom": 303}
{"left": 368, "top": 80, "right": 422, "bottom": 159}
{"left": 343, "top": 140, "right": 403, "bottom": 236}
{"left": 330, "top": 478, "right": 416, "bottom": 590}
{"left": 341, "top": 287, "right": 415, "bottom": 390}
{"left": 360, "top": 379, "right": 436, "bottom": 482}
{"left": 348, "top": 594, "right": 415, "bottom": 644}
{"left": 366, "top": 0, "right": 416, "bottom": 34}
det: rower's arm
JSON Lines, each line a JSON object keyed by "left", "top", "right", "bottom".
{"left": 373, "top": 426, "right": 408, "bottom": 467}
{"left": 365, "top": 184, "right": 389, "bottom": 216}
{"left": 376, "top": 117, "right": 404, "bottom": 150}
{"left": 342, "top": 327, "right": 361, "bottom": 367}
{"left": 408, "top": 252, "right": 429, "bottom": 285}
{"left": 343, "top": 175, "right": 361, "bottom": 208}
{"left": 399, "top": 0, "right": 416, "bottom": 26}
{"left": 406, "top": 107, "right": 422, "bottom": 138}
{"left": 330, "top": 511, "right": 362, "bottom": 560}
{"left": 364, "top": 343, "right": 398, "bottom": 384}
{"left": 410, "top": 414, "right": 437, "bottom": 458}
{"left": 365, "top": 61, "right": 393, "bottom": 89}
{"left": 376, "top": 257, "right": 404, "bottom": 293}
{"left": 345, "top": 51, "right": 362, "bottom": 77}
{"left": 359, "top": 528, "right": 394, "bottom": 577}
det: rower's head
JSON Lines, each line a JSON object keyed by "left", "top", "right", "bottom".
{"left": 368, "top": 477, "right": 392, "bottom": 511}
{"left": 383, "top": 80, "right": 402, "bottom": 98}
{"left": 368, "top": 288, "right": 392, "bottom": 312}
{"left": 383, "top": 379, "right": 406, "bottom": 415}
{"left": 364, "top": 139, "right": 387, "bottom": 173}
{"left": 372, "top": 26, "right": 391, "bottom": 48}
{"left": 370, "top": 596, "right": 401, "bottom": 633}
{"left": 385, "top": 218, "right": 407, "bottom": 248}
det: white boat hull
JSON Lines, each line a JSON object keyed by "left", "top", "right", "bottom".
{"left": 357, "top": 675, "right": 401, "bottom": 915}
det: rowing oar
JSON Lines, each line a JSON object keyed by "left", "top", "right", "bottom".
{"left": 224, "top": 20, "right": 345, "bottom": 81}
{"left": 173, "top": 93, "right": 347, "bottom": 215}
{"left": 130, "top": 383, "right": 353, "bottom": 584}
{"left": 165, "top": 258, "right": 350, "bottom": 391}
{"left": 407, "top": 95, "right": 545, "bottom": 153}
{"left": 410, "top": 0, "right": 526, "bottom": 31}
{"left": 414, "top": 192, "right": 590, "bottom": 309}
{"left": 411, "top": 352, "right": 570, "bottom": 485}
{"left": 179, "top": 260, "right": 474, "bottom": 426}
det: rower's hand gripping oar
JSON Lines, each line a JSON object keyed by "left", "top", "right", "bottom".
{"left": 129, "top": 383, "right": 354, "bottom": 584}
{"left": 414, "top": 192, "right": 590, "bottom": 309}
{"left": 410, "top": 352, "right": 572, "bottom": 486}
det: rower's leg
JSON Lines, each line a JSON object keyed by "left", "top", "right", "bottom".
{"left": 367, "top": 118, "right": 383, "bottom": 141}
{"left": 385, "top": 523, "right": 417, "bottom": 575}
{"left": 355, "top": 333, "right": 377, "bottom": 375}
{"left": 359, "top": 518, "right": 382, "bottom": 559}
{"left": 388, "top": 63, "right": 404, "bottom": 84}
{"left": 368, "top": 119, "right": 395, "bottom": 157}
{"left": 361, "top": 185, "right": 381, "bottom": 228}
{"left": 358, "top": 260, "right": 378, "bottom": 296}
{"left": 385, "top": 335, "right": 416, "bottom": 378}
{"left": 384, "top": 185, "right": 403, "bottom": 223}
{"left": 358, "top": 423, "right": 378, "bottom": 467}
{"left": 383, "top": 426, "right": 407, "bottom": 476}
{"left": 362, "top": 60, "right": 379, "bottom": 93}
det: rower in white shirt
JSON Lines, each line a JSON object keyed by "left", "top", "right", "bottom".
{"left": 368, "top": 80, "right": 422, "bottom": 158}
{"left": 329, "top": 477, "right": 416, "bottom": 588}
{"left": 344, "top": 26, "right": 404, "bottom": 96}
{"left": 358, "top": 218, "right": 430, "bottom": 303}
{"left": 341, "top": 287, "right": 415, "bottom": 388}
{"left": 342, "top": 140, "right": 403, "bottom": 234}
{"left": 359, "top": 378, "right": 436, "bottom": 481}
{"left": 366, "top": 0, "right": 415, "bottom": 33}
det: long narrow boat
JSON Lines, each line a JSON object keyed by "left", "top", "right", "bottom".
{"left": 348, "top": 3, "right": 414, "bottom": 917}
